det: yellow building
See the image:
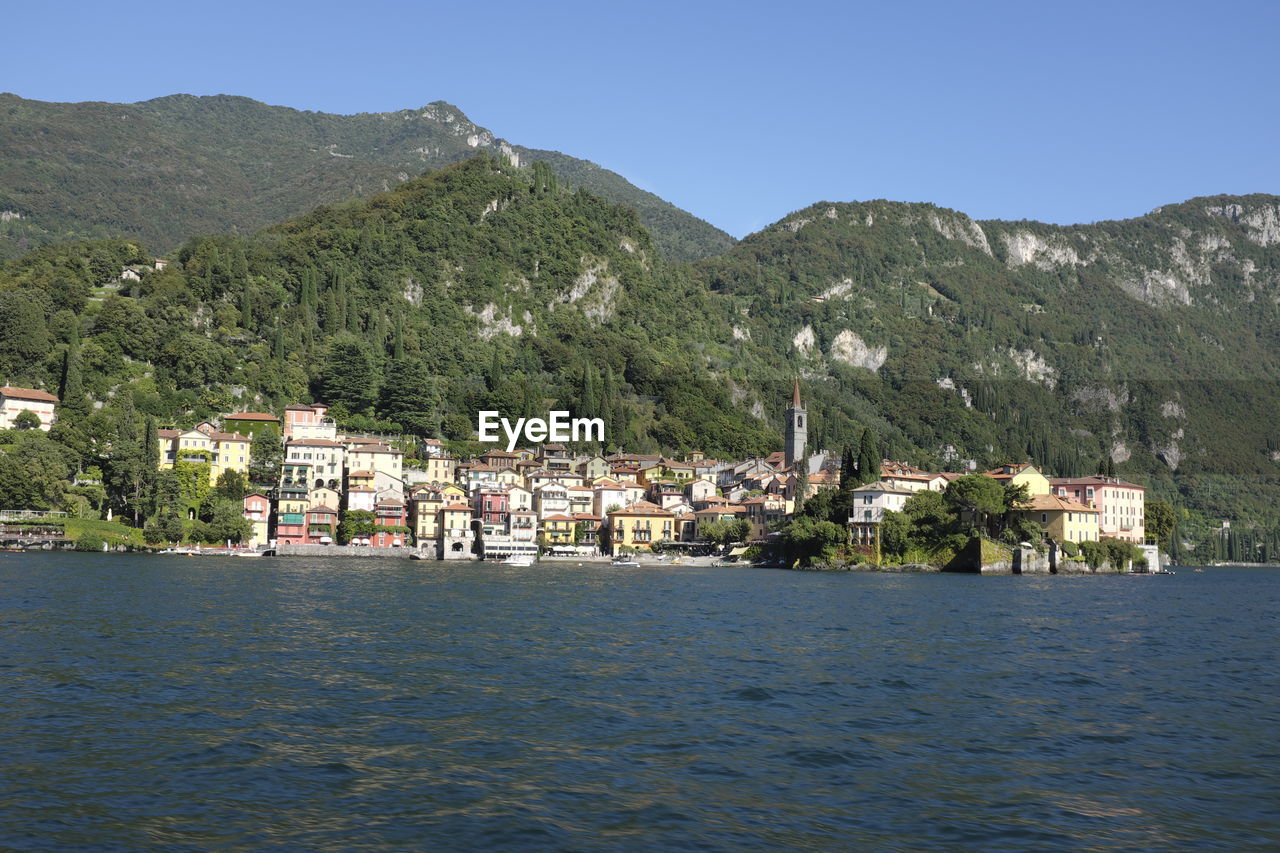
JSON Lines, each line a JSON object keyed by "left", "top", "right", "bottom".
{"left": 985, "top": 463, "right": 1051, "bottom": 496}
{"left": 1014, "top": 494, "right": 1100, "bottom": 544}
{"left": 421, "top": 453, "right": 457, "bottom": 486}
{"left": 157, "top": 426, "right": 250, "bottom": 485}
{"left": 409, "top": 483, "right": 467, "bottom": 544}
{"left": 541, "top": 513, "right": 576, "bottom": 546}
{"left": 606, "top": 501, "right": 675, "bottom": 552}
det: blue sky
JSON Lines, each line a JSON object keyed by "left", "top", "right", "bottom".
{"left": 5, "top": 0, "right": 1277, "bottom": 238}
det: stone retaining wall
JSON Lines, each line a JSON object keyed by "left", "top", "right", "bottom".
{"left": 275, "top": 544, "right": 417, "bottom": 559}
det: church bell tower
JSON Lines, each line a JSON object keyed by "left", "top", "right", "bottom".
{"left": 785, "top": 378, "right": 807, "bottom": 470}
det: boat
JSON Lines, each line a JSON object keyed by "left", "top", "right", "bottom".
{"left": 501, "top": 555, "right": 535, "bottom": 566}
{"left": 611, "top": 558, "right": 641, "bottom": 568}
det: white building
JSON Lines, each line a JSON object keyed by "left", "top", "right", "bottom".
{"left": 848, "top": 481, "right": 915, "bottom": 545}
{"left": 0, "top": 386, "right": 58, "bottom": 431}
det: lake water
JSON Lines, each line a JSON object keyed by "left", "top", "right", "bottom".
{"left": 2, "top": 553, "right": 1278, "bottom": 851}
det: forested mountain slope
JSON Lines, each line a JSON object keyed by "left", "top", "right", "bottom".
{"left": 1, "top": 151, "right": 1277, "bottom": 543}
{"left": 686, "top": 194, "right": 1280, "bottom": 532}
{"left": 0, "top": 93, "right": 735, "bottom": 263}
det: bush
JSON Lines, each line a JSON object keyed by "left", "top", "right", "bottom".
{"left": 1060, "top": 540, "right": 1079, "bottom": 558}
{"left": 1079, "top": 540, "right": 1105, "bottom": 571}
{"left": 1102, "top": 537, "right": 1140, "bottom": 572}
{"left": 74, "top": 532, "right": 106, "bottom": 552}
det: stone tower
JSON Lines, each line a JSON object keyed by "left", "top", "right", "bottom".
{"left": 785, "top": 378, "right": 807, "bottom": 471}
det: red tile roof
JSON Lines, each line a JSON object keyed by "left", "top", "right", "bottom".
{"left": 225, "top": 412, "right": 280, "bottom": 421}
{"left": 0, "top": 386, "right": 58, "bottom": 403}
{"left": 608, "top": 501, "right": 674, "bottom": 517}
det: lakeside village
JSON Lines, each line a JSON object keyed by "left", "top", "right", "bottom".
{"left": 0, "top": 381, "right": 1160, "bottom": 572}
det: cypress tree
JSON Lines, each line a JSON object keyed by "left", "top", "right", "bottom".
{"left": 58, "top": 335, "right": 89, "bottom": 423}
{"left": 324, "top": 290, "right": 339, "bottom": 334}
{"left": 839, "top": 445, "right": 856, "bottom": 489}
{"left": 345, "top": 293, "right": 358, "bottom": 333}
{"left": 857, "top": 428, "right": 879, "bottom": 485}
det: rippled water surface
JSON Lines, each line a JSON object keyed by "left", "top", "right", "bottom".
{"left": 2, "top": 554, "right": 1279, "bottom": 851}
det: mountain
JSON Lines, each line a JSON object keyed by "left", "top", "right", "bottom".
{"left": 685, "top": 194, "right": 1280, "bottom": 536}
{"left": 1, "top": 149, "right": 1278, "bottom": 551}
{"left": 0, "top": 93, "right": 735, "bottom": 263}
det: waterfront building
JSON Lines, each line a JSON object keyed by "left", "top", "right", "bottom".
{"left": 1012, "top": 493, "right": 1100, "bottom": 544}
{"left": 606, "top": 501, "right": 676, "bottom": 553}
{"left": 440, "top": 503, "right": 475, "bottom": 559}
{"left": 847, "top": 481, "right": 915, "bottom": 545}
{"left": 372, "top": 499, "right": 408, "bottom": 547}
{"left": 540, "top": 513, "right": 576, "bottom": 547}
{"left": 242, "top": 493, "right": 270, "bottom": 547}
{"left": 304, "top": 505, "right": 339, "bottom": 544}
{"left": 1051, "top": 476, "right": 1145, "bottom": 543}
{"left": 157, "top": 426, "right": 250, "bottom": 485}
{"left": 408, "top": 485, "right": 446, "bottom": 543}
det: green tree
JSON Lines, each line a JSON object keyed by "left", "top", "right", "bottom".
{"left": 315, "top": 334, "right": 377, "bottom": 411}
{"left": 206, "top": 499, "right": 252, "bottom": 544}
{"left": 0, "top": 289, "right": 50, "bottom": 380}
{"left": 249, "top": 425, "right": 283, "bottom": 488}
{"left": 13, "top": 410, "right": 40, "bottom": 430}
{"left": 945, "top": 474, "right": 1005, "bottom": 535}
{"left": 340, "top": 509, "right": 377, "bottom": 544}
{"left": 378, "top": 359, "right": 439, "bottom": 436}
{"left": 58, "top": 334, "right": 90, "bottom": 423}
{"left": 212, "top": 468, "right": 248, "bottom": 503}
{"left": 1145, "top": 500, "right": 1176, "bottom": 543}
{"left": 857, "top": 428, "right": 879, "bottom": 485}
{"left": 780, "top": 516, "right": 846, "bottom": 566}
{"left": 880, "top": 510, "right": 911, "bottom": 560}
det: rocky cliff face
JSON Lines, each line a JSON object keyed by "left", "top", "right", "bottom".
{"left": 690, "top": 193, "right": 1280, "bottom": 524}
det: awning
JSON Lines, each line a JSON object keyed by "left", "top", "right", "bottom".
{"left": 728, "top": 546, "right": 749, "bottom": 557}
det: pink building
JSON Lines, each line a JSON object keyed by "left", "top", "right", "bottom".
{"left": 371, "top": 499, "right": 408, "bottom": 547}
{"left": 242, "top": 493, "right": 270, "bottom": 547}
{"left": 283, "top": 403, "right": 333, "bottom": 440}
{"left": 304, "top": 505, "right": 338, "bottom": 544}
{"left": 1050, "top": 476, "right": 1146, "bottom": 543}
{"left": 473, "top": 488, "right": 510, "bottom": 528}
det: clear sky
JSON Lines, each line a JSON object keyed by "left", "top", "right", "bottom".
{"left": 5, "top": 0, "right": 1277, "bottom": 238}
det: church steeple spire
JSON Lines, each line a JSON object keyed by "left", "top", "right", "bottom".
{"left": 785, "top": 379, "right": 807, "bottom": 470}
